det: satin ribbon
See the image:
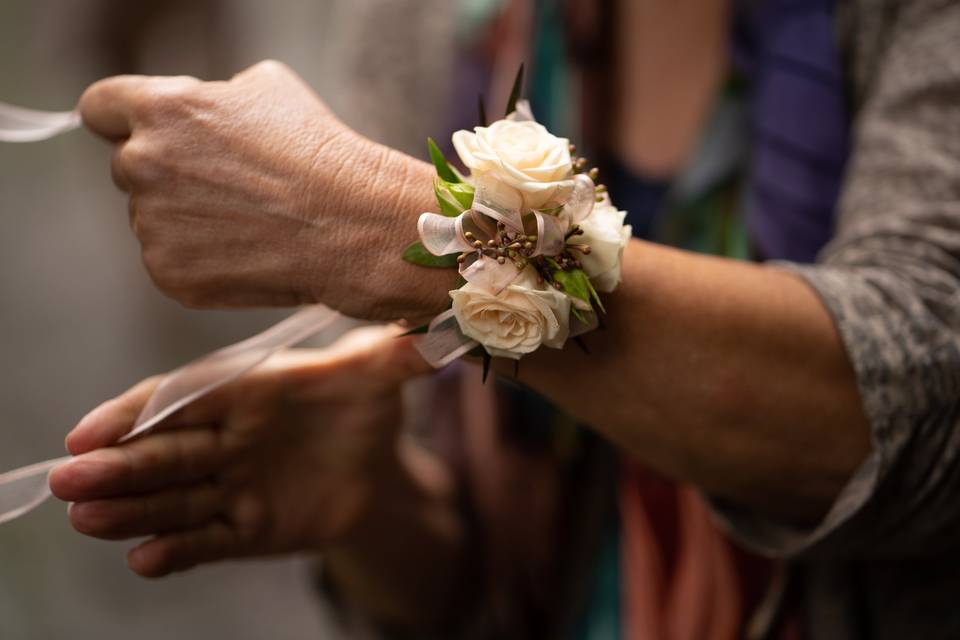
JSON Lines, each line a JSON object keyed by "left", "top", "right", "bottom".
{"left": 0, "top": 101, "right": 343, "bottom": 525}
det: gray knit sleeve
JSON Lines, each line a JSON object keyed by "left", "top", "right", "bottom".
{"left": 711, "top": 0, "right": 960, "bottom": 558}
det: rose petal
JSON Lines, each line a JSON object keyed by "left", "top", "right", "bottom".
{"left": 452, "top": 130, "right": 482, "bottom": 170}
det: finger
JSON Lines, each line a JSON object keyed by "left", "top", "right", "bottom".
{"left": 78, "top": 75, "right": 148, "bottom": 141}
{"left": 50, "top": 426, "right": 222, "bottom": 502}
{"left": 68, "top": 482, "right": 222, "bottom": 540}
{"left": 110, "top": 143, "right": 131, "bottom": 192}
{"left": 66, "top": 376, "right": 163, "bottom": 455}
{"left": 127, "top": 520, "right": 237, "bottom": 578}
{"left": 79, "top": 74, "right": 200, "bottom": 141}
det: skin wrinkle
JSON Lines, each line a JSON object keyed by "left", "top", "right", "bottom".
{"left": 366, "top": 149, "right": 456, "bottom": 321}
{"left": 284, "top": 129, "right": 345, "bottom": 302}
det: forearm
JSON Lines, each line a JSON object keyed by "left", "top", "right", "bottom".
{"left": 322, "top": 438, "right": 472, "bottom": 631}
{"left": 504, "top": 242, "right": 870, "bottom": 522}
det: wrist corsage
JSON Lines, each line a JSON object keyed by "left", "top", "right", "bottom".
{"left": 404, "top": 67, "right": 631, "bottom": 376}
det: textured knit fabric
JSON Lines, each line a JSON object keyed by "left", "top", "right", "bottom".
{"left": 711, "top": 0, "right": 960, "bottom": 637}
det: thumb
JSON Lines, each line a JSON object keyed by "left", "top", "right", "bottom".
{"left": 78, "top": 75, "right": 148, "bottom": 141}
{"left": 78, "top": 74, "right": 199, "bottom": 141}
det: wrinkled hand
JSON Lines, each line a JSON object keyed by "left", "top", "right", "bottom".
{"left": 80, "top": 61, "right": 430, "bottom": 315}
{"left": 49, "top": 325, "right": 431, "bottom": 577}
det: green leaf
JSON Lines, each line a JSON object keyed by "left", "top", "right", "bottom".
{"left": 402, "top": 241, "right": 459, "bottom": 268}
{"left": 398, "top": 324, "right": 430, "bottom": 336}
{"left": 427, "top": 137, "right": 461, "bottom": 183}
{"left": 448, "top": 181, "right": 475, "bottom": 209}
{"left": 505, "top": 63, "right": 525, "bottom": 117}
{"left": 551, "top": 267, "right": 594, "bottom": 310}
{"left": 571, "top": 306, "right": 589, "bottom": 325}
{"left": 585, "top": 276, "right": 606, "bottom": 314}
{"left": 477, "top": 93, "right": 487, "bottom": 127}
{"left": 433, "top": 177, "right": 475, "bottom": 217}
{"left": 435, "top": 191, "right": 463, "bottom": 217}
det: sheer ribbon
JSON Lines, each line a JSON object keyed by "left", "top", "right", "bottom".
{"left": 0, "top": 102, "right": 343, "bottom": 525}
{"left": 0, "top": 103, "right": 81, "bottom": 142}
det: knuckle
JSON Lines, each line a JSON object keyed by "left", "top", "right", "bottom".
{"left": 135, "top": 77, "right": 199, "bottom": 117}
{"left": 120, "top": 138, "right": 165, "bottom": 185}
{"left": 140, "top": 248, "right": 208, "bottom": 307}
{"left": 184, "top": 483, "right": 218, "bottom": 524}
{"left": 141, "top": 246, "right": 180, "bottom": 293}
{"left": 251, "top": 59, "right": 290, "bottom": 77}
{"left": 170, "top": 432, "right": 193, "bottom": 480}
{"left": 120, "top": 444, "right": 148, "bottom": 480}
{"left": 230, "top": 492, "right": 268, "bottom": 542}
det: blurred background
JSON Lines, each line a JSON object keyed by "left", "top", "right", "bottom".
{"left": 0, "top": 0, "right": 463, "bottom": 637}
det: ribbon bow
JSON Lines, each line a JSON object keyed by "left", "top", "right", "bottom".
{"left": 417, "top": 172, "right": 597, "bottom": 295}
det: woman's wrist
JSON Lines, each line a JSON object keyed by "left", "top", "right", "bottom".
{"left": 302, "top": 134, "right": 456, "bottom": 321}
{"left": 382, "top": 152, "right": 460, "bottom": 321}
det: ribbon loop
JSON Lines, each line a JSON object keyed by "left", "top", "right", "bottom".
{"left": 564, "top": 174, "right": 596, "bottom": 225}
{"left": 417, "top": 212, "right": 468, "bottom": 256}
{"left": 472, "top": 173, "right": 524, "bottom": 231}
{"left": 413, "top": 309, "right": 479, "bottom": 368}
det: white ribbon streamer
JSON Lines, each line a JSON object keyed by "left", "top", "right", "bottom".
{"left": 0, "top": 102, "right": 344, "bottom": 525}
{"left": 0, "top": 305, "right": 341, "bottom": 526}
{"left": 0, "top": 103, "right": 81, "bottom": 142}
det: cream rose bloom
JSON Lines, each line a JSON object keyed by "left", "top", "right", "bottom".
{"left": 450, "top": 269, "right": 571, "bottom": 359}
{"left": 577, "top": 200, "right": 632, "bottom": 292}
{"left": 452, "top": 119, "right": 573, "bottom": 210}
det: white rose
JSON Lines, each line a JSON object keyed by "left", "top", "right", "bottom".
{"left": 452, "top": 119, "right": 573, "bottom": 210}
{"left": 450, "top": 269, "right": 571, "bottom": 359}
{"left": 577, "top": 200, "right": 632, "bottom": 292}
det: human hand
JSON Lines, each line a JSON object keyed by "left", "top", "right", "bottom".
{"left": 80, "top": 61, "right": 442, "bottom": 317}
{"left": 49, "top": 325, "right": 431, "bottom": 577}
